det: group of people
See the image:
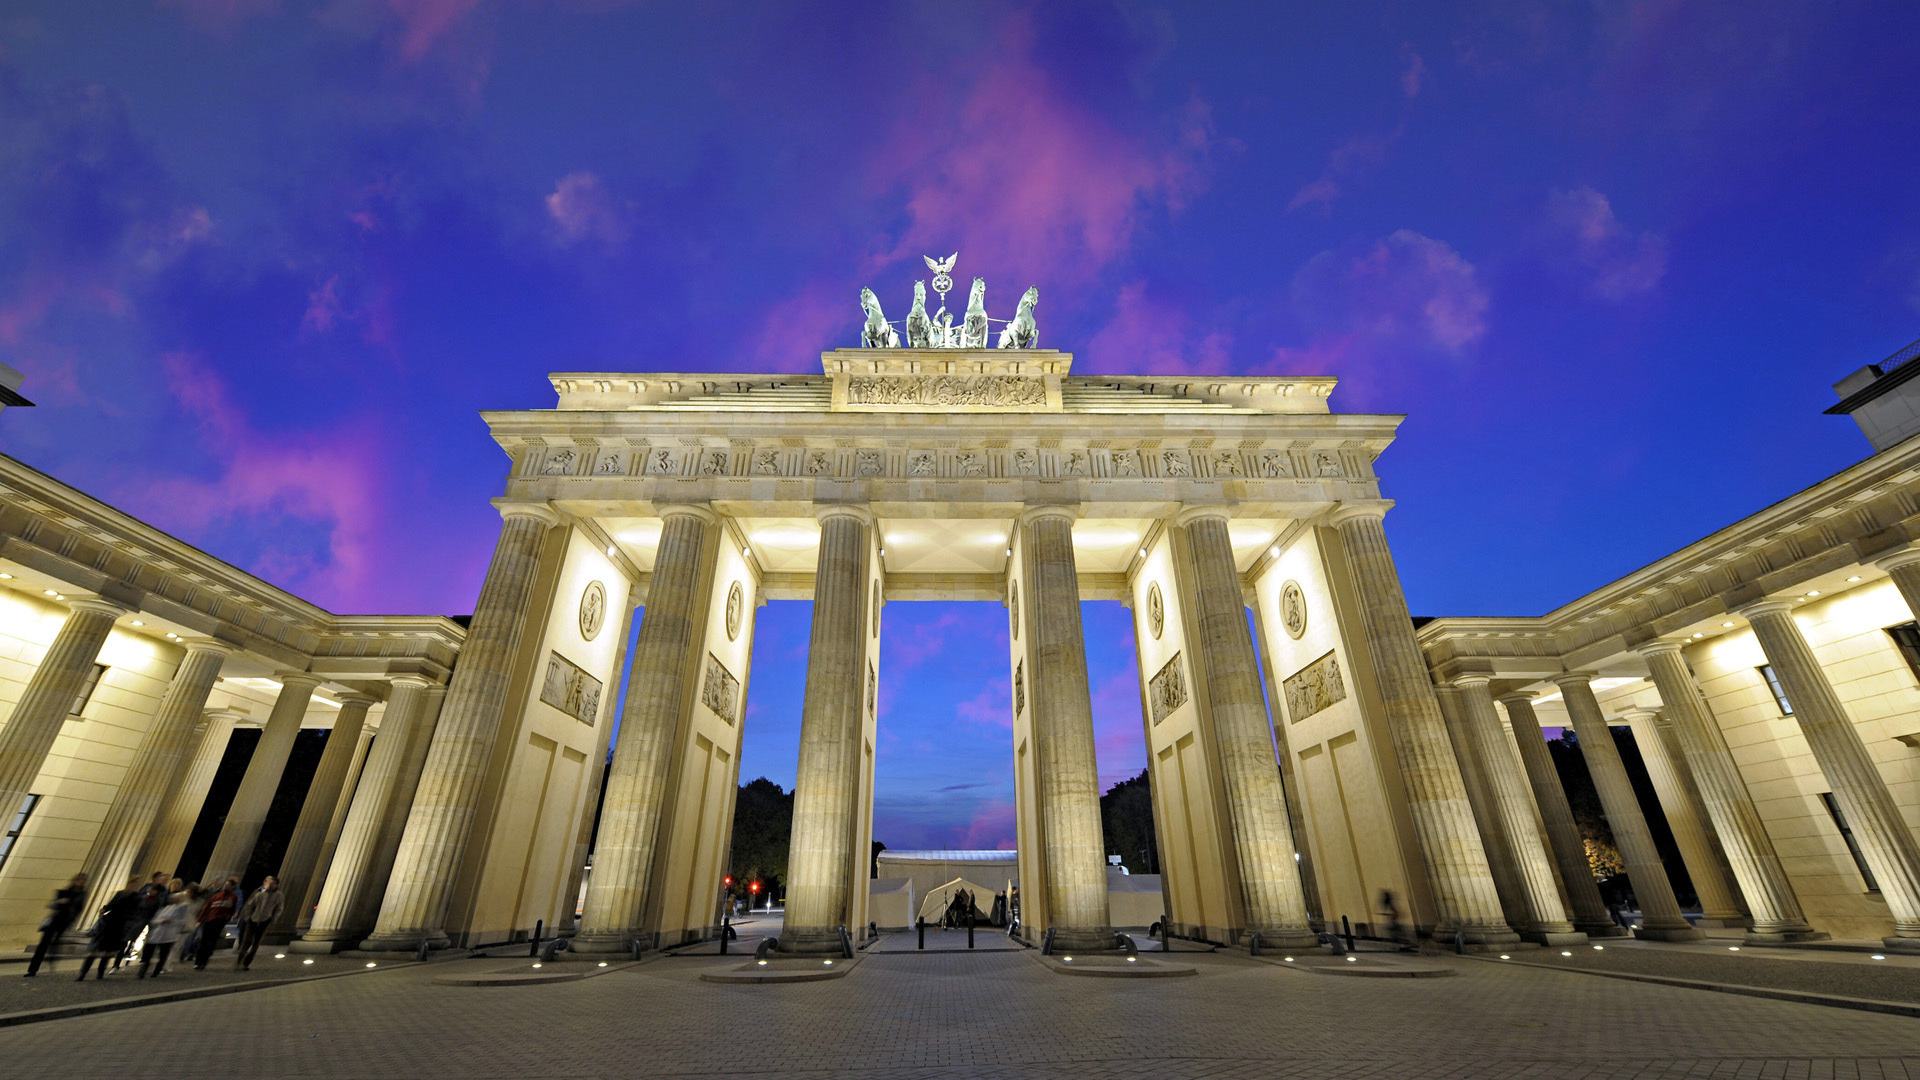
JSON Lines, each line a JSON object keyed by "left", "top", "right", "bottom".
{"left": 24, "top": 871, "right": 286, "bottom": 981}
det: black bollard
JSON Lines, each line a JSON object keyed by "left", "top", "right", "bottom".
{"left": 967, "top": 910, "right": 975, "bottom": 950}
{"left": 1161, "top": 916, "right": 1171, "bottom": 953}
{"left": 1341, "top": 915, "right": 1354, "bottom": 952}
{"left": 917, "top": 917, "right": 925, "bottom": 951}
{"left": 720, "top": 912, "right": 729, "bottom": 955}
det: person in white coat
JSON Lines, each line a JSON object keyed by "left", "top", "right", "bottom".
{"left": 139, "top": 887, "right": 191, "bottom": 979}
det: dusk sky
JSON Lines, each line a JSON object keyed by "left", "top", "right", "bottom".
{"left": 5, "top": 3, "right": 1920, "bottom": 850}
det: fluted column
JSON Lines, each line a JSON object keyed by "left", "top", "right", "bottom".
{"left": 295, "top": 676, "right": 432, "bottom": 949}
{"left": 778, "top": 506, "right": 872, "bottom": 954}
{"left": 353, "top": 685, "right": 446, "bottom": 933}
{"left": 1876, "top": 548, "right": 1920, "bottom": 625}
{"left": 1022, "top": 506, "right": 1114, "bottom": 952}
{"left": 362, "top": 503, "right": 560, "bottom": 950}
{"left": 266, "top": 692, "right": 375, "bottom": 939}
{"left": 0, "top": 598, "right": 128, "bottom": 821}
{"left": 1619, "top": 707, "right": 1744, "bottom": 925}
{"left": 1436, "top": 684, "right": 1532, "bottom": 934}
{"left": 293, "top": 723, "right": 375, "bottom": 936}
{"left": 1329, "top": 505, "right": 1515, "bottom": 944}
{"left": 1178, "top": 508, "right": 1316, "bottom": 948}
{"left": 71, "top": 642, "right": 230, "bottom": 901}
{"left": 1456, "top": 678, "right": 1584, "bottom": 943}
{"left": 202, "top": 672, "right": 321, "bottom": 882}
{"left": 1740, "top": 600, "right": 1920, "bottom": 950}
{"left": 573, "top": 505, "right": 718, "bottom": 953}
{"left": 139, "top": 709, "right": 243, "bottom": 876}
{"left": 1556, "top": 674, "right": 1703, "bottom": 941}
{"left": 1500, "top": 692, "right": 1625, "bottom": 938}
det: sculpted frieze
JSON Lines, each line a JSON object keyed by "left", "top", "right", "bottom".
{"left": 847, "top": 374, "right": 1046, "bottom": 408}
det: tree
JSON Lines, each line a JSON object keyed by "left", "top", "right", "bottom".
{"left": 1100, "top": 769, "right": 1158, "bottom": 874}
{"left": 727, "top": 777, "right": 792, "bottom": 905}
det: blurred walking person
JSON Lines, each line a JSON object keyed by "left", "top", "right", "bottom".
{"left": 76, "top": 876, "right": 143, "bottom": 981}
{"left": 233, "top": 875, "right": 282, "bottom": 970}
{"left": 22, "top": 872, "right": 87, "bottom": 977}
{"left": 139, "top": 886, "right": 191, "bottom": 978}
{"left": 193, "top": 877, "right": 240, "bottom": 970}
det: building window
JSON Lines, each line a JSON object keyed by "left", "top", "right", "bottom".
{"left": 70, "top": 663, "right": 106, "bottom": 717}
{"left": 1757, "top": 664, "right": 1793, "bottom": 715}
{"left": 0, "top": 794, "right": 39, "bottom": 873}
{"left": 1819, "top": 792, "right": 1880, "bottom": 892}
{"left": 1887, "top": 623, "right": 1920, "bottom": 683}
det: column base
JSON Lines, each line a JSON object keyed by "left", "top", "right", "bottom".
{"left": 1742, "top": 925, "right": 1829, "bottom": 946}
{"left": 1881, "top": 935, "right": 1920, "bottom": 954}
{"left": 1631, "top": 922, "right": 1706, "bottom": 942}
{"left": 355, "top": 930, "right": 449, "bottom": 953}
{"left": 287, "top": 937, "right": 352, "bottom": 954}
{"left": 1044, "top": 926, "right": 1124, "bottom": 955}
{"left": 1574, "top": 919, "right": 1631, "bottom": 938}
{"left": 567, "top": 931, "right": 649, "bottom": 956}
{"left": 1525, "top": 930, "right": 1590, "bottom": 947}
{"left": 776, "top": 925, "right": 851, "bottom": 956}
{"left": 1245, "top": 928, "right": 1321, "bottom": 952}
{"left": 1692, "top": 916, "right": 1752, "bottom": 929}
{"left": 1441, "top": 923, "right": 1523, "bottom": 948}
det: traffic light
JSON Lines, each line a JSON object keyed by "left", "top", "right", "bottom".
{"left": 724, "top": 876, "right": 732, "bottom": 888}
{"left": 749, "top": 881, "right": 760, "bottom": 893}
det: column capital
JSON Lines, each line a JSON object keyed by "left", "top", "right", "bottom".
{"left": 653, "top": 502, "right": 718, "bottom": 525}
{"left": 1550, "top": 671, "right": 1595, "bottom": 691}
{"left": 1323, "top": 500, "right": 1395, "bottom": 529}
{"left": 180, "top": 639, "right": 235, "bottom": 660}
{"left": 494, "top": 499, "right": 563, "bottom": 527}
{"left": 1017, "top": 504, "right": 1078, "bottom": 527}
{"left": 67, "top": 597, "right": 131, "bottom": 619}
{"left": 1171, "top": 504, "right": 1230, "bottom": 528}
{"left": 275, "top": 671, "right": 325, "bottom": 691}
{"left": 1877, "top": 545, "right": 1920, "bottom": 572}
{"left": 1616, "top": 707, "right": 1658, "bottom": 724}
{"left": 387, "top": 674, "right": 435, "bottom": 692}
{"left": 1636, "top": 639, "right": 1688, "bottom": 660}
{"left": 1451, "top": 674, "right": 1494, "bottom": 690}
{"left": 813, "top": 503, "right": 873, "bottom": 526}
{"left": 1495, "top": 689, "right": 1536, "bottom": 707}
{"left": 1733, "top": 598, "right": 1796, "bottom": 620}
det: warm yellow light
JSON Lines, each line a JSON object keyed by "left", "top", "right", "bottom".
{"left": 1691, "top": 633, "right": 1703, "bottom": 639}
{"left": 822, "top": 960, "right": 833, "bottom": 966}
{"left": 131, "top": 620, "right": 144, "bottom": 626}
{"left": 1072, "top": 528, "right": 1137, "bottom": 548}
{"left": 1499, "top": 954, "right": 1510, "bottom": 959}
{"left": 1848, "top": 575, "right": 1862, "bottom": 582}
{"left": 1345, "top": 956, "right": 1357, "bottom": 962}
{"left": 1560, "top": 950, "right": 1572, "bottom": 956}
{"left": 1722, "top": 622, "right": 1734, "bottom": 628}
{"left": 42, "top": 589, "right": 56, "bottom": 596}
{"left": 1872, "top": 954, "right": 1887, "bottom": 960}
{"left": 1806, "top": 590, "right": 1820, "bottom": 597}
{"left": 0, "top": 573, "right": 11, "bottom": 579}
{"left": 751, "top": 525, "right": 817, "bottom": 547}
{"left": 302, "top": 958, "right": 314, "bottom": 965}
{"left": 605, "top": 545, "right": 616, "bottom": 558}
{"left": 365, "top": 961, "right": 377, "bottom": 968}
{"left": 1593, "top": 945, "right": 1603, "bottom": 950}
{"left": 274, "top": 953, "right": 285, "bottom": 959}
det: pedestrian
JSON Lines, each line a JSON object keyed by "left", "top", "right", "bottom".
{"left": 22, "top": 872, "right": 88, "bottom": 977}
{"left": 76, "top": 875, "right": 144, "bottom": 981}
{"left": 1379, "top": 888, "right": 1409, "bottom": 950}
{"left": 118, "top": 872, "right": 170, "bottom": 971}
{"left": 193, "top": 876, "right": 241, "bottom": 970}
{"left": 233, "top": 875, "right": 283, "bottom": 970}
{"left": 139, "top": 888, "right": 192, "bottom": 978}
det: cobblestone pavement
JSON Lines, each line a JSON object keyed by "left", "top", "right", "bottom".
{"left": 1507, "top": 939, "right": 1920, "bottom": 1003}
{"left": 0, "top": 950, "right": 385, "bottom": 1017}
{"left": 1, "top": 948, "right": 1917, "bottom": 1078}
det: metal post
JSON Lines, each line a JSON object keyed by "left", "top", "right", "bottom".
{"left": 530, "top": 919, "right": 543, "bottom": 958}
{"left": 917, "top": 917, "right": 925, "bottom": 951}
{"left": 967, "top": 909, "right": 975, "bottom": 950}
{"left": 720, "top": 911, "right": 730, "bottom": 955}
{"left": 1341, "top": 915, "right": 1354, "bottom": 952}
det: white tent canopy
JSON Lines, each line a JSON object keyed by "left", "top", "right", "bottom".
{"left": 917, "top": 877, "right": 996, "bottom": 923}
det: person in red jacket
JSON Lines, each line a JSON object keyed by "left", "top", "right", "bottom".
{"left": 192, "top": 877, "right": 240, "bottom": 971}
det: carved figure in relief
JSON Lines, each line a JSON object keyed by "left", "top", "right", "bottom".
{"left": 1214, "top": 452, "right": 1240, "bottom": 476}
{"left": 805, "top": 451, "right": 832, "bottom": 475}
{"left": 961, "top": 278, "right": 990, "bottom": 349}
{"left": 957, "top": 451, "right": 987, "bottom": 477}
{"left": 649, "top": 449, "right": 676, "bottom": 474}
{"left": 1112, "top": 450, "right": 1139, "bottom": 477}
{"left": 857, "top": 450, "right": 884, "bottom": 476}
{"left": 846, "top": 374, "right": 1045, "bottom": 408}
{"left": 753, "top": 449, "right": 781, "bottom": 475}
{"left": 701, "top": 450, "right": 728, "bottom": 476}
{"left": 1012, "top": 449, "right": 1037, "bottom": 475}
{"left": 905, "top": 281, "right": 936, "bottom": 349}
{"left": 997, "top": 286, "right": 1039, "bottom": 349}
{"left": 1258, "top": 451, "right": 1287, "bottom": 478}
{"left": 1163, "top": 451, "right": 1192, "bottom": 477}
{"left": 859, "top": 287, "right": 899, "bottom": 349}
{"left": 1315, "top": 451, "right": 1342, "bottom": 478}
{"left": 542, "top": 449, "right": 575, "bottom": 475}
{"left": 1063, "top": 451, "right": 1088, "bottom": 476}
{"left": 909, "top": 453, "right": 936, "bottom": 476}
{"left": 596, "top": 454, "right": 622, "bottom": 475}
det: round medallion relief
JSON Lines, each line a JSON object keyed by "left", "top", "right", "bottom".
{"left": 1147, "top": 582, "right": 1164, "bottom": 639}
{"left": 1280, "top": 580, "right": 1308, "bottom": 640}
{"left": 725, "top": 582, "right": 744, "bottom": 642}
{"left": 1009, "top": 582, "right": 1020, "bottom": 639}
{"left": 579, "top": 580, "right": 607, "bottom": 641}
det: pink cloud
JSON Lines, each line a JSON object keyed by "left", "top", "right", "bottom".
{"left": 1288, "top": 130, "right": 1400, "bottom": 215}
{"left": 384, "top": 0, "right": 484, "bottom": 62}
{"left": 1090, "top": 671, "right": 1146, "bottom": 787}
{"left": 954, "top": 679, "right": 1014, "bottom": 731}
{"left": 1546, "top": 186, "right": 1668, "bottom": 300}
{"left": 1293, "top": 229, "right": 1489, "bottom": 352}
{"left": 1084, "top": 281, "right": 1233, "bottom": 375}
{"left": 303, "top": 275, "right": 342, "bottom": 333}
{"left": 961, "top": 799, "right": 1016, "bottom": 851}
{"left": 886, "top": 608, "right": 973, "bottom": 670}
{"left": 1401, "top": 45, "right": 1428, "bottom": 98}
{"left": 545, "top": 171, "right": 630, "bottom": 247}
{"left": 113, "top": 351, "right": 391, "bottom": 611}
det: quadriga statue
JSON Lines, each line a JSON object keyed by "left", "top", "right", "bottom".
{"left": 998, "top": 286, "right": 1039, "bottom": 349}
{"left": 859, "top": 287, "right": 899, "bottom": 348}
{"left": 905, "top": 281, "right": 936, "bottom": 348}
{"left": 961, "top": 278, "right": 990, "bottom": 349}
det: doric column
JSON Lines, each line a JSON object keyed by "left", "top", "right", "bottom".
{"left": 1436, "top": 684, "right": 1533, "bottom": 934}
{"left": 72, "top": 642, "right": 230, "bottom": 900}
{"left": 1618, "top": 707, "right": 1745, "bottom": 925}
{"left": 1739, "top": 600, "right": 1920, "bottom": 950}
{"left": 353, "top": 684, "right": 446, "bottom": 933}
{"left": 1875, "top": 547, "right": 1920, "bottom": 623}
{"left": 138, "top": 708, "right": 243, "bottom": 876}
{"left": 295, "top": 676, "right": 432, "bottom": 949}
{"left": 361, "top": 502, "right": 559, "bottom": 950}
{"left": 778, "top": 505, "right": 873, "bottom": 954}
{"left": 0, "top": 598, "right": 128, "bottom": 821}
{"left": 1456, "top": 677, "right": 1584, "bottom": 944}
{"left": 1021, "top": 506, "right": 1115, "bottom": 952}
{"left": 1177, "top": 507, "right": 1316, "bottom": 948}
{"left": 1555, "top": 674, "right": 1703, "bottom": 941}
{"left": 266, "top": 692, "right": 376, "bottom": 939}
{"left": 1328, "top": 504, "right": 1515, "bottom": 945}
{"left": 573, "top": 505, "right": 719, "bottom": 953}
{"left": 1500, "top": 692, "right": 1625, "bottom": 938}
{"left": 1251, "top": 602, "right": 1324, "bottom": 929}
{"left": 203, "top": 672, "right": 322, "bottom": 882}
{"left": 293, "top": 722, "right": 375, "bottom": 936}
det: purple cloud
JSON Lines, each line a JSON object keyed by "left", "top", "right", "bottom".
{"left": 1545, "top": 186, "right": 1668, "bottom": 300}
